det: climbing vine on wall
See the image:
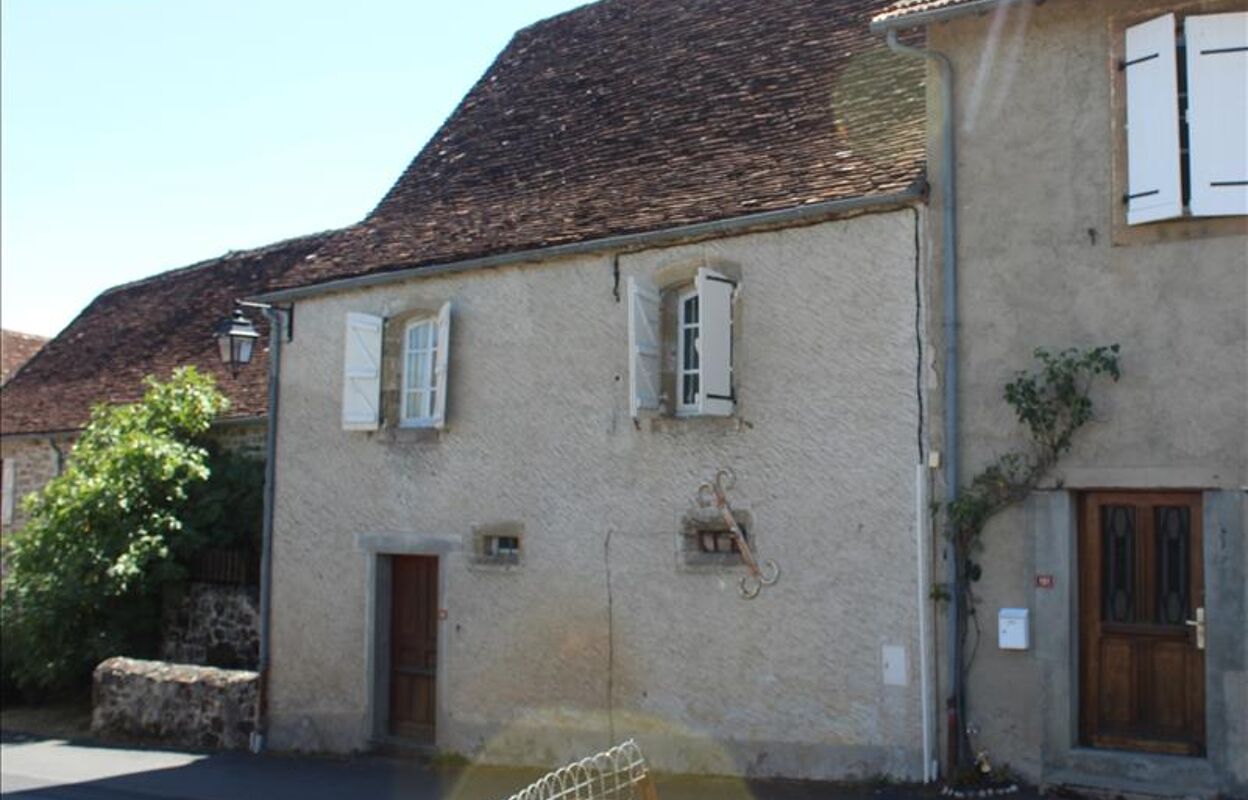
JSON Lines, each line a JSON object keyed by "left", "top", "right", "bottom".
{"left": 940, "top": 344, "right": 1121, "bottom": 769}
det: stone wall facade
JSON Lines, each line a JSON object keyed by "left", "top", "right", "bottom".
{"left": 0, "top": 436, "right": 67, "bottom": 536}
{"left": 92, "top": 657, "right": 257, "bottom": 750}
{"left": 162, "top": 582, "right": 259, "bottom": 670}
{"left": 208, "top": 420, "right": 267, "bottom": 460}
{"left": 1, "top": 418, "right": 264, "bottom": 539}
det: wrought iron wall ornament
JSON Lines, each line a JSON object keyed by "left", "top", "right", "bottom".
{"left": 694, "top": 468, "right": 780, "bottom": 599}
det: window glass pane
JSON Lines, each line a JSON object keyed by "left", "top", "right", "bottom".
{"left": 1100, "top": 505, "right": 1136, "bottom": 623}
{"left": 682, "top": 374, "right": 699, "bottom": 406}
{"left": 416, "top": 352, "right": 431, "bottom": 393}
{"left": 404, "top": 390, "right": 424, "bottom": 420}
{"left": 1154, "top": 505, "right": 1191, "bottom": 625}
{"left": 684, "top": 326, "right": 699, "bottom": 370}
{"left": 404, "top": 352, "right": 420, "bottom": 392}
{"left": 408, "top": 321, "right": 430, "bottom": 351}
{"left": 684, "top": 295, "right": 699, "bottom": 324}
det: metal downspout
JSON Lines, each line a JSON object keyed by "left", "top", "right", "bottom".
{"left": 251, "top": 306, "right": 283, "bottom": 754}
{"left": 885, "top": 28, "right": 961, "bottom": 772}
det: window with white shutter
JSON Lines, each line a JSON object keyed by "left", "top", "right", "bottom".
{"left": 627, "top": 275, "right": 661, "bottom": 418}
{"left": 1185, "top": 12, "right": 1248, "bottom": 217}
{"left": 631, "top": 268, "right": 738, "bottom": 420}
{"left": 1116, "top": 9, "right": 1248, "bottom": 233}
{"left": 342, "top": 312, "right": 383, "bottom": 431}
{"left": 398, "top": 302, "right": 452, "bottom": 429}
{"left": 1124, "top": 14, "right": 1183, "bottom": 225}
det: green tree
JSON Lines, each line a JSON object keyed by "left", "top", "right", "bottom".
{"left": 1, "top": 367, "right": 229, "bottom": 694}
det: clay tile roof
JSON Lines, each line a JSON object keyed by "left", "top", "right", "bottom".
{"left": 271, "top": 0, "right": 926, "bottom": 293}
{"left": 871, "top": 0, "right": 999, "bottom": 28}
{"left": 1, "top": 330, "right": 48, "bottom": 386}
{"left": 0, "top": 232, "right": 334, "bottom": 436}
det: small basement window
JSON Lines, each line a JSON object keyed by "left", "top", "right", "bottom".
{"left": 472, "top": 522, "right": 524, "bottom": 567}
{"left": 679, "top": 508, "right": 753, "bottom": 571}
{"left": 696, "top": 527, "right": 745, "bottom": 555}
{"left": 485, "top": 535, "right": 520, "bottom": 558}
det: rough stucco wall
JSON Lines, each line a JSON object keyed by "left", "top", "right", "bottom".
{"left": 927, "top": 0, "right": 1247, "bottom": 790}
{"left": 268, "top": 211, "right": 927, "bottom": 780}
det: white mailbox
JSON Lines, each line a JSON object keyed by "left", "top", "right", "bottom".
{"left": 998, "top": 608, "right": 1030, "bottom": 650}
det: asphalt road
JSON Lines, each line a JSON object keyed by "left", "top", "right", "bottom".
{"left": 1, "top": 733, "right": 959, "bottom": 800}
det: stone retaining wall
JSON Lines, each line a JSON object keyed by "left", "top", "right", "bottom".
{"left": 92, "top": 657, "right": 257, "bottom": 750}
{"left": 162, "top": 582, "right": 259, "bottom": 669}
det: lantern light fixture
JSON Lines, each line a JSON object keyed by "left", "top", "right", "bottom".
{"left": 214, "top": 308, "right": 261, "bottom": 376}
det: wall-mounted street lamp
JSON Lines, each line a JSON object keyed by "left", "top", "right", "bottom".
{"left": 213, "top": 308, "right": 261, "bottom": 376}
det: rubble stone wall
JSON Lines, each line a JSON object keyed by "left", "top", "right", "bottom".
{"left": 92, "top": 657, "right": 257, "bottom": 750}
{"left": 162, "top": 582, "right": 259, "bottom": 670}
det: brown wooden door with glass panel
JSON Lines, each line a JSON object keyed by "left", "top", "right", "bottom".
{"left": 1079, "top": 492, "right": 1205, "bottom": 755}
{"left": 389, "top": 555, "right": 438, "bottom": 742}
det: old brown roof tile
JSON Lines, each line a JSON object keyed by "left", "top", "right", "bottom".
{"left": 271, "top": 0, "right": 927, "bottom": 292}
{"left": 0, "top": 233, "right": 334, "bottom": 436}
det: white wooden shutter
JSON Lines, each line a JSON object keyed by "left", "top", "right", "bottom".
{"left": 431, "top": 301, "right": 452, "bottom": 429}
{"left": 627, "top": 276, "right": 661, "bottom": 418}
{"left": 342, "top": 312, "right": 382, "bottom": 431}
{"left": 1185, "top": 12, "right": 1248, "bottom": 217}
{"left": 695, "top": 267, "right": 734, "bottom": 417}
{"left": 1125, "top": 14, "right": 1183, "bottom": 225}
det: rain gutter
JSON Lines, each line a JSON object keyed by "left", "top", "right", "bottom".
{"left": 250, "top": 306, "right": 284, "bottom": 754}
{"left": 869, "top": 0, "right": 1003, "bottom": 34}
{"left": 877, "top": 25, "right": 963, "bottom": 775}
{"left": 252, "top": 184, "right": 925, "bottom": 304}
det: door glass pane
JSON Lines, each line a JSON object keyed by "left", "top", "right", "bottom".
{"left": 1155, "top": 505, "right": 1191, "bottom": 625}
{"left": 1101, "top": 505, "right": 1136, "bottom": 623}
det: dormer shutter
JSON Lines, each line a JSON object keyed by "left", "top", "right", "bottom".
{"left": 431, "top": 301, "right": 452, "bottom": 429}
{"left": 1185, "top": 12, "right": 1248, "bottom": 217}
{"left": 342, "top": 312, "right": 382, "bottom": 430}
{"left": 1124, "top": 13, "right": 1183, "bottom": 225}
{"left": 695, "top": 267, "right": 734, "bottom": 417}
{"left": 627, "top": 275, "right": 661, "bottom": 418}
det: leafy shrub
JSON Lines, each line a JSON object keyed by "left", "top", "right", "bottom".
{"left": 181, "top": 447, "right": 264, "bottom": 554}
{"left": 1, "top": 367, "right": 229, "bottom": 695}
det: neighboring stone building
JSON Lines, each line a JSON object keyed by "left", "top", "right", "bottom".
{"left": 1, "top": 330, "right": 48, "bottom": 386}
{"left": 249, "top": 0, "right": 937, "bottom": 782}
{"left": 873, "top": 0, "right": 1247, "bottom": 796}
{"left": 0, "top": 233, "right": 332, "bottom": 535}
{"left": 0, "top": 329, "right": 48, "bottom": 527}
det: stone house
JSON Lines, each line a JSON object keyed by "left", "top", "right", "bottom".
{"left": 248, "top": 0, "right": 939, "bottom": 781}
{"left": 0, "top": 233, "right": 331, "bottom": 536}
{"left": 872, "top": 0, "right": 1247, "bottom": 796}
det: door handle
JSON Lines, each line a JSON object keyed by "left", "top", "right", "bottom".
{"left": 1185, "top": 606, "right": 1205, "bottom": 650}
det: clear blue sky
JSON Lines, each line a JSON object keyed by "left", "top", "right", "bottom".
{"left": 1, "top": 0, "right": 588, "bottom": 337}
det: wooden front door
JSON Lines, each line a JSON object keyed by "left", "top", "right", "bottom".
{"left": 1079, "top": 492, "right": 1205, "bottom": 755}
{"left": 390, "top": 555, "right": 438, "bottom": 742}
